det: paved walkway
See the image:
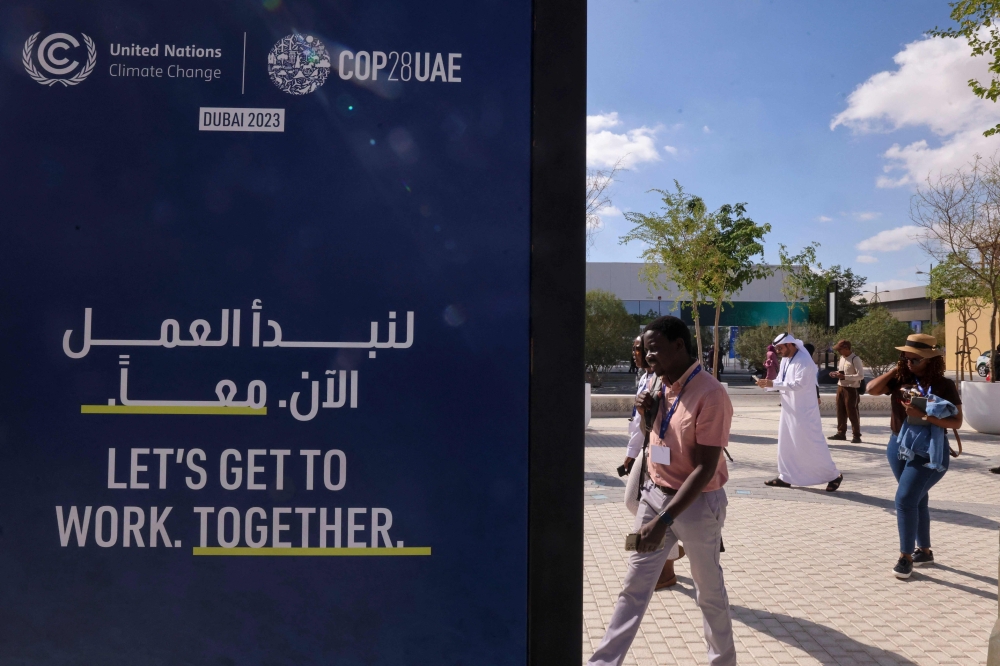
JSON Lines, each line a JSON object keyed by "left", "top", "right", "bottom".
{"left": 583, "top": 399, "right": 1000, "bottom": 665}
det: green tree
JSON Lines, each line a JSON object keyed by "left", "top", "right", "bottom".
{"left": 733, "top": 322, "right": 836, "bottom": 373}
{"left": 703, "top": 203, "right": 773, "bottom": 378}
{"left": 585, "top": 289, "right": 636, "bottom": 387}
{"left": 620, "top": 182, "right": 718, "bottom": 362}
{"left": 777, "top": 242, "right": 821, "bottom": 332}
{"left": 836, "top": 307, "right": 914, "bottom": 377}
{"left": 734, "top": 325, "right": 783, "bottom": 372}
{"left": 796, "top": 322, "right": 839, "bottom": 359}
{"left": 931, "top": 1, "right": 1000, "bottom": 136}
{"left": 806, "top": 265, "right": 868, "bottom": 328}
{"left": 929, "top": 253, "right": 989, "bottom": 379}
{"left": 912, "top": 156, "right": 1000, "bottom": 381}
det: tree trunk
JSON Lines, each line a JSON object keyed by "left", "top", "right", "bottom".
{"left": 787, "top": 306, "right": 793, "bottom": 333}
{"left": 713, "top": 301, "right": 723, "bottom": 379}
{"left": 992, "top": 302, "right": 998, "bottom": 383}
{"left": 693, "top": 304, "right": 703, "bottom": 366}
{"left": 955, "top": 332, "right": 961, "bottom": 383}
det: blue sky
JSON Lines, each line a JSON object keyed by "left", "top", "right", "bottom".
{"left": 587, "top": 0, "right": 1000, "bottom": 294}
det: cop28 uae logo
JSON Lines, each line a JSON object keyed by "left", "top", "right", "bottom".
{"left": 22, "top": 32, "right": 97, "bottom": 87}
{"left": 268, "top": 34, "right": 330, "bottom": 95}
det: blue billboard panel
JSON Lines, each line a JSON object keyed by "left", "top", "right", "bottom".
{"left": 0, "top": 2, "right": 530, "bottom": 662}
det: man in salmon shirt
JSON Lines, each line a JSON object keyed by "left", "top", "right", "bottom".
{"left": 588, "top": 316, "right": 736, "bottom": 666}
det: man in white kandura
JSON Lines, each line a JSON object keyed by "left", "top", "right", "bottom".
{"left": 755, "top": 333, "right": 843, "bottom": 492}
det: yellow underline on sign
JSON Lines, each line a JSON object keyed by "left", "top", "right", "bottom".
{"left": 81, "top": 405, "right": 267, "bottom": 416}
{"left": 192, "top": 547, "right": 431, "bottom": 556}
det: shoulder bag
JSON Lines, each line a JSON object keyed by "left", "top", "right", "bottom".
{"left": 625, "top": 375, "right": 661, "bottom": 515}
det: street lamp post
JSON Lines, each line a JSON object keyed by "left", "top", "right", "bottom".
{"left": 861, "top": 287, "right": 888, "bottom": 305}
{"left": 916, "top": 263, "right": 936, "bottom": 331}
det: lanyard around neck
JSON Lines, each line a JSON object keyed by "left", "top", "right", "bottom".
{"left": 779, "top": 350, "right": 798, "bottom": 383}
{"left": 658, "top": 365, "right": 701, "bottom": 439}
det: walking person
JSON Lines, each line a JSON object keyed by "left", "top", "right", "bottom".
{"left": 763, "top": 344, "right": 779, "bottom": 381}
{"left": 866, "top": 333, "right": 963, "bottom": 579}
{"left": 589, "top": 316, "right": 736, "bottom": 666}
{"left": 624, "top": 336, "right": 685, "bottom": 589}
{"left": 828, "top": 340, "right": 864, "bottom": 443}
{"left": 755, "top": 333, "right": 843, "bottom": 491}
{"left": 803, "top": 343, "right": 821, "bottom": 406}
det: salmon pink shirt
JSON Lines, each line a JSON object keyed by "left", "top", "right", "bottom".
{"left": 647, "top": 362, "right": 732, "bottom": 492}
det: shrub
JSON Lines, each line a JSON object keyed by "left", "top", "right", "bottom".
{"left": 836, "top": 307, "right": 914, "bottom": 377}
{"left": 585, "top": 289, "right": 637, "bottom": 387}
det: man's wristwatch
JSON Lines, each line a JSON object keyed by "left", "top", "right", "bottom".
{"left": 656, "top": 510, "right": 674, "bottom": 526}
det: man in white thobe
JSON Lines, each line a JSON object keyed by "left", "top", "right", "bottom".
{"left": 755, "top": 333, "right": 843, "bottom": 491}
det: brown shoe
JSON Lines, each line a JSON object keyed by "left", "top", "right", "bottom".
{"left": 828, "top": 433, "right": 847, "bottom": 441}
{"left": 655, "top": 561, "right": 678, "bottom": 590}
{"left": 655, "top": 574, "right": 678, "bottom": 590}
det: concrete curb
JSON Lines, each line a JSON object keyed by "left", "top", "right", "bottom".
{"left": 819, "top": 394, "right": 891, "bottom": 416}
{"left": 591, "top": 393, "right": 892, "bottom": 418}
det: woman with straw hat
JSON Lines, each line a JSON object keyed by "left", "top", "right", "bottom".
{"left": 867, "top": 333, "right": 964, "bottom": 579}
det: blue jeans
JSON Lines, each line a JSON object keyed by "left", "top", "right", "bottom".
{"left": 887, "top": 433, "right": 948, "bottom": 554}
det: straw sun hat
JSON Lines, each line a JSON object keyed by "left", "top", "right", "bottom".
{"left": 895, "top": 333, "right": 945, "bottom": 358}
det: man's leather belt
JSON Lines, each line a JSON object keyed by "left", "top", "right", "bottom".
{"left": 655, "top": 484, "right": 677, "bottom": 496}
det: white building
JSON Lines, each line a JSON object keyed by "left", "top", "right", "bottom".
{"left": 586, "top": 262, "right": 804, "bottom": 326}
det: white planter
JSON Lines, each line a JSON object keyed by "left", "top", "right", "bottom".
{"left": 961, "top": 381, "right": 1000, "bottom": 435}
{"left": 584, "top": 383, "right": 592, "bottom": 428}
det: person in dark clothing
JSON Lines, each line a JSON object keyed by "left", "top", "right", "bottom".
{"left": 867, "top": 333, "right": 963, "bottom": 579}
{"left": 804, "top": 343, "right": 821, "bottom": 405}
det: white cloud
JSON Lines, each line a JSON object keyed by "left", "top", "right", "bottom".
{"left": 856, "top": 255, "right": 879, "bottom": 264}
{"left": 832, "top": 34, "right": 1000, "bottom": 187}
{"left": 818, "top": 215, "right": 833, "bottom": 222}
{"left": 586, "top": 112, "right": 621, "bottom": 133}
{"left": 662, "top": 145, "right": 678, "bottom": 155}
{"left": 702, "top": 125, "right": 711, "bottom": 134}
{"left": 856, "top": 225, "right": 924, "bottom": 252}
{"left": 587, "top": 112, "right": 662, "bottom": 169}
{"left": 854, "top": 211, "right": 881, "bottom": 221}
{"left": 599, "top": 205, "right": 623, "bottom": 218}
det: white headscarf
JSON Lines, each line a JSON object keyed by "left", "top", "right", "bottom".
{"left": 772, "top": 332, "right": 815, "bottom": 367}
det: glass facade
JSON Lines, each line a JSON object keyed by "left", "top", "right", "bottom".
{"left": 624, "top": 300, "right": 806, "bottom": 327}
{"left": 622, "top": 300, "right": 681, "bottom": 318}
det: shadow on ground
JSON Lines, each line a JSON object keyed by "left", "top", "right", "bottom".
{"left": 731, "top": 605, "right": 921, "bottom": 665}
{"left": 934, "top": 563, "right": 998, "bottom": 587}
{"left": 584, "top": 472, "right": 625, "bottom": 488}
{"left": 727, "top": 434, "right": 776, "bottom": 445}
{"left": 661, "top": 580, "right": 920, "bottom": 665}
{"left": 911, "top": 570, "right": 997, "bottom": 601}
{"left": 825, "top": 443, "right": 889, "bottom": 456}
{"left": 799, "top": 488, "right": 1000, "bottom": 531}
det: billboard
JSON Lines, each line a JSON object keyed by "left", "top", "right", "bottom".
{"left": 0, "top": 1, "right": 578, "bottom": 661}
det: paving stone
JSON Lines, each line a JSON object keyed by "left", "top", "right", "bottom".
{"left": 582, "top": 408, "right": 999, "bottom": 665}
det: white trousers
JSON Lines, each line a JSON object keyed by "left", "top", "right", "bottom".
{"left": 588, "top": 485, "right": 736, "bottom": 666}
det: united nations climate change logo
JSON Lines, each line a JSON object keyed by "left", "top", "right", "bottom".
{"left": 22, "top": 32, "right": 96, "bottom": 87}
{"left": 267, "top": 34, "right": 331, "bottom": 95}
